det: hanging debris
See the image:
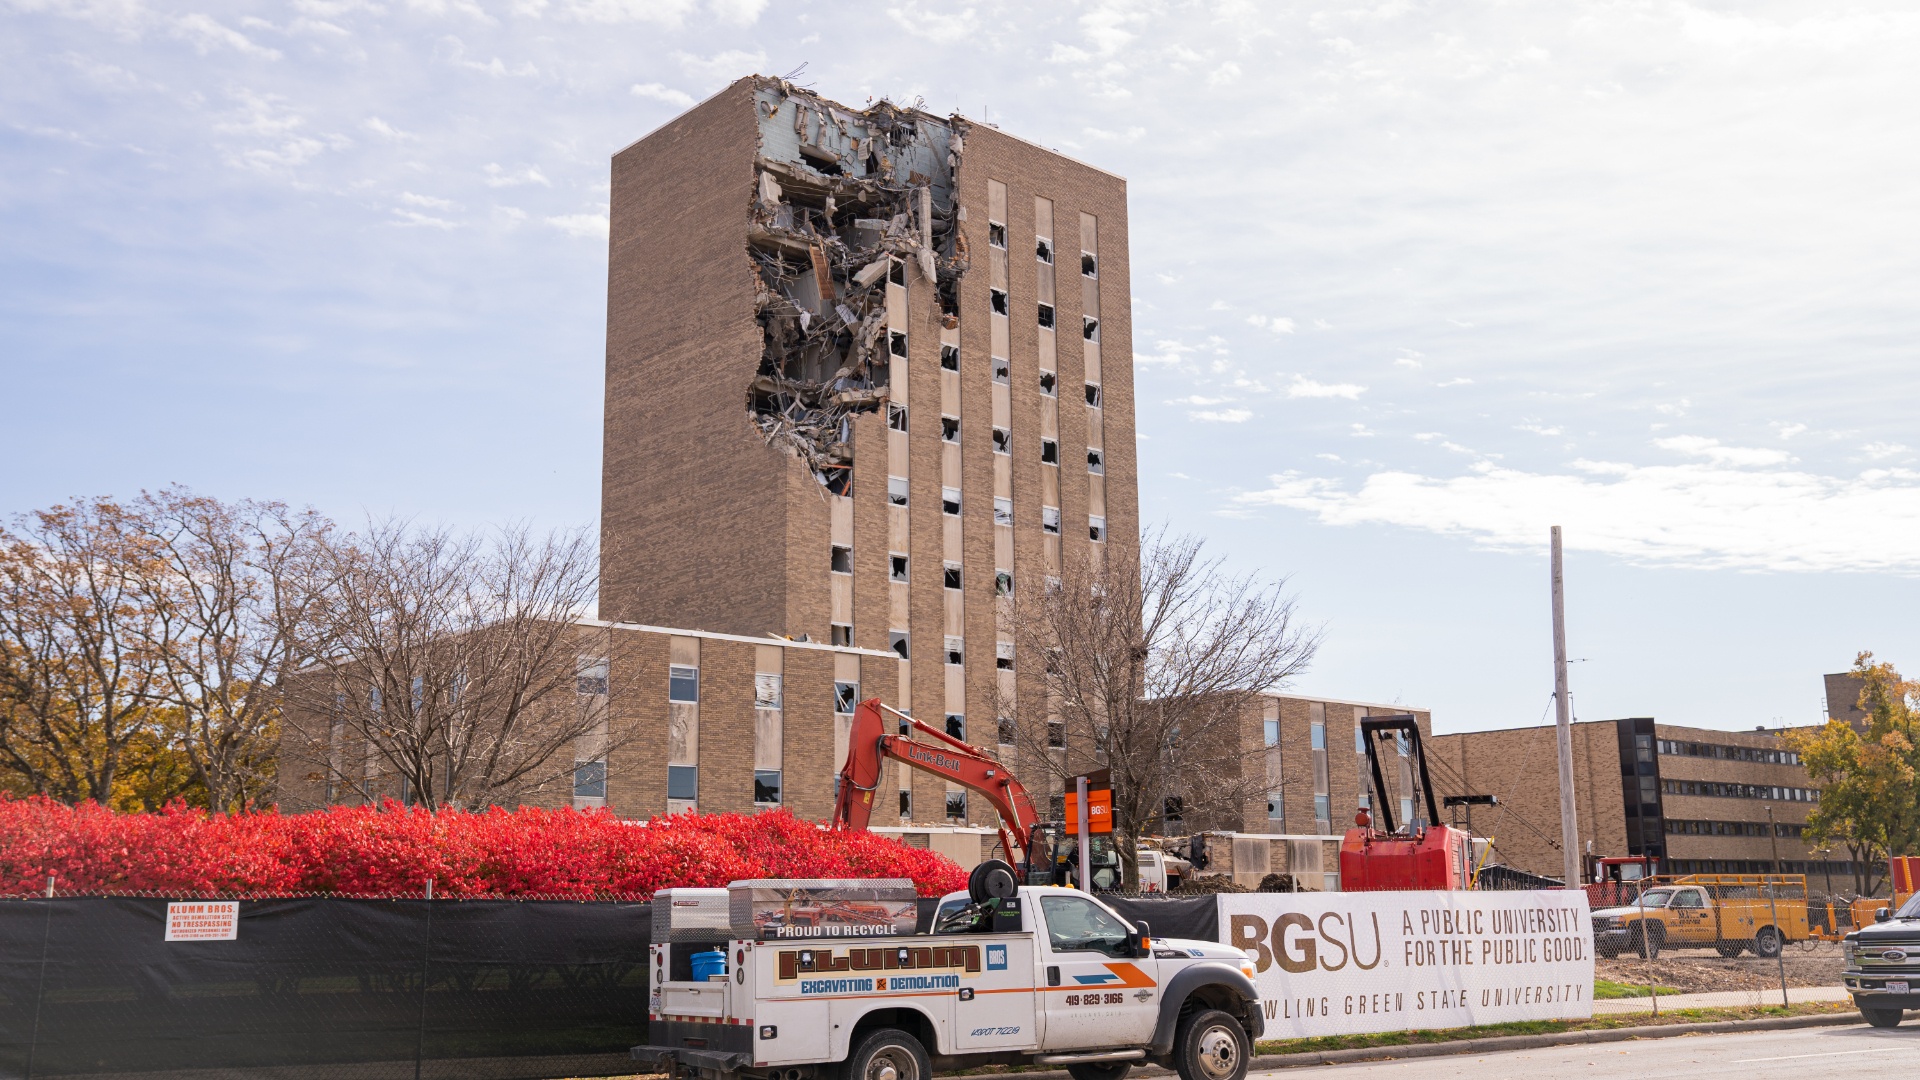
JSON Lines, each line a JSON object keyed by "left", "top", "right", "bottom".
{"left": 745, "top": 77, "right": 971, "bottom": 495}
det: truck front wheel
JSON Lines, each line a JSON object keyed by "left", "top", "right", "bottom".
{"left": 1632, "top": 924, "right": 1663, "bottom": 960}
{"left": 1860, "top": 1006, "right": 1904, "bottom": 1029}
{"left": 1174, "top": 1009, "right": 1249, "bottom": 1080}
{"left": 842, "top": 1029, "right": 930, "bottom": 1080}
{"left": 1752, "top": 927, "right": 1783, "bottom": 958}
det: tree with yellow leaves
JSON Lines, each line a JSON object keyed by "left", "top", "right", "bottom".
{"left": 1786, "top": 652, "right": 1920, "bottom": 896}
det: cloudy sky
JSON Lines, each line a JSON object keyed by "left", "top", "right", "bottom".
{"left": 5, "top": 0, "right": 1918, "bottom": 735}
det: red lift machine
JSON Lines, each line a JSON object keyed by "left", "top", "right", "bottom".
{"left": 1338, "top": 715, "right": 1471, "bottom": 891}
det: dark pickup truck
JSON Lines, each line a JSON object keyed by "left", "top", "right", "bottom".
{"left": 1842, "top": 891, "right": 1920, "bottom": 1028}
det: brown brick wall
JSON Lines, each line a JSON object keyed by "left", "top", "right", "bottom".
{"left": 600, "top": 78, "right": 793, "bottom": 637}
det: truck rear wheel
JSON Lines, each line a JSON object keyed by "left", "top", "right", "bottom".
{"left": 842, "top": 1029, "right": 929, "bottom": 1080}
{"left": 1632, "top": 924, "right": 1662, "bottom": 960}
{"left": 1752, "top": 927, "right": 1783, "bottom": 958}
{"left": 1174, "top": 1008, "right": 1249, "bottom": 1080}
{"left": 1066, "top": 1063, "right": 1132, "bottom": 1080}
{"left": 1714, "top": 942, "right": 1745, "bottom": 957}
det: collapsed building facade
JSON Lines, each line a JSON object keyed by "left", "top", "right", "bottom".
{"left": 599, "top": 76, "right": 1139, "bottom": 826}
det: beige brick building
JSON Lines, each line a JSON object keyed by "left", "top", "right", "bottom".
{"left": 1429, "top": 719, "right": 1855, "bottom": 887}
{"left": 597, "top": 77, "right": 1137, "bottom": 827}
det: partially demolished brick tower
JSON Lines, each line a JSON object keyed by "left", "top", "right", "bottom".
{"left": 601, "top": 76, "right": 1137, "bottom": 820}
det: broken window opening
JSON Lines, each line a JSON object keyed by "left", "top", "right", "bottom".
{"left": 993, "top": 497, "right": 1013, "bottom": 527}
{"left": 991, "top": 427, "right": 1011, "bottom": 455}
{"left": 1087, "top": 447, "right": 1104, "bottom": 473}
{"left": 946, "top": 790, "right": 967, "bottom": 820}
{"left": 1036, "top": 237, "right": 1054, "bottom": 264}
{"left": 1047, "top": 721, "right": 1066, "bottom": 749}
{"left": 940, "top": 343, "right": 959, "bottom": 371}
{"left": 888, "top": 403, "right": 908, "bottom": 431}
{"left": 1042, "top": 505, "right": 1061, "bottom": 535}
{"left": 996, "top": 641, "right": 1015, "bottom": 670}
{"left": 822, "top": 464, "right": 853, "bottom": 497}
{"left": 1082, "top": 252, "right": 1097, "bottom": 277}
{"left": 945, "top": 713, "right": 966, "bottom": 740}
{"left": 992, "top": 356, "right": 1010, "bottom": 383}
{"left": 995, "top": 570, "right": 1013, "bottom": 596}
{"left": 888, "top": 259, "right": 906, "bottom": 286}
{"left": 941, "top": 415, "right": 960, "bottom": 443}
{"left": 889, "top": 331, "right": 908, "bottom": 358}
{"left": 830, "top": 623, "right": 853, "bottom": 647}
{"left": 943, "top": 563, "right": 962, "bottom": 589}
{"left": 944, "top": 637, "right": 964, "bottom": 666}
{"left": 941, "top": 487, "right": 962, "bottom": 516}
{"left": 990, "top": 288, "right": 1009, "bottom": 316}
{"left": 899, "top": 789, "right": 912, "bottom": 817}
{"left": 890, "top": 553, "right": 909, "bottom": 582}
{"left": 1083, "top": 317, "right": 1099, "bottom": 341}
{"left": 988, "top": 221, "right": 1007, "bottom": 248}
{"left": 887, "top": 475, "right": 909, "bottom": 506}
{"left": 1040, "top": 438, "right": 1059, "bottom": 465}
{"left": 1039, "top": 370, "right": 1057, "bottom": 396}
{"left": 1085, "top": 383, "right": 1102, "bottom": 408}
{"left": 1037, "top": 303, "right": 1055, "bottom": 329}
{"left": 998, "top": 717, "right": 1017, "bottom": 746}
{"left": 890, "top": 631, "right": 910, "bottom": 659}
{"left": 831, "top": 545, "right": 852, "bottom": 574}
{"left": 1089, "top": 516, "right": 1107, "bottom": 543}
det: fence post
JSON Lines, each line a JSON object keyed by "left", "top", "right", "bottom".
{"left": 25, "top": 876, "right": 55, "bottom": 1080}
{"left": 415, "top": 879, "right": 435, "bottom": 1080}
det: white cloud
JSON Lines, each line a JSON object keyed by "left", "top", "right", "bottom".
{"left": 363, "top": 117, "right": 415, "bottom": 141}
{"left": 1208, "top": 61, "right": 1241, "bottom": 86}
{"left": 172, "top": 13, "right": 283, "bottom": 59}
{"left": 1653, "top": 435, "right": 1792, "bottom": 466}
{"left": 1169, "top": 395, "right": 1233, "bottom": 406}
{"left": 631, "top": 81, "right": 696, "bottom": 106}
{"left": 546, "top": 212, "right": 609, "bottom": 237}
{"left": 392, "top": 208, "right": 458, "bottom": 228}
{"left": 1287, "top": 376, "right": 1366, "bottom": 399}
{"left": 1774, "top": 422, "right": 1808, "bottom": 440}
{"left": 400, "top": 191, "right": 454, "bottom": 209}
{"left": 707, "top": 0, "right": 766, "bottom": 25}
{"left": 1135, "top": 339, "right": 1199, "bottom": 366}
{"left": 484, "top": 163, "right": 550, "bottom": 187}
{"left": 1516, "top": 422, "right": 1562, "bottom": 436}
{"left": 1246, "top": 314, "right": 1296, "bottom": 334}
{"left": 1436, "top": 377, "right": 1473, "bottom": 387}
{"left": 1236, "top": 461, "right": 1920, "bottom": 573}
{"left": 1190, "top": 408, "right": 1252, "bottom": 423}
{"left": 1860, "top": 442, "right": 1910, "bottom": 460}
{"left": 557, "top": 0, "right": 698, "bottom": 22}
{"left": 888, "top": 2, "right": 974, "bottom": 42}
{"left": 674, "top": 47, "right": 766, "bottom": 85}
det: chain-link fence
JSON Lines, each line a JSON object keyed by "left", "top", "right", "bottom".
{"left": 0, "top": 893, "right": 654, "bottom": 1080}
{"left": 1586, "top": 875, "right": 1858, "bottom": 1012}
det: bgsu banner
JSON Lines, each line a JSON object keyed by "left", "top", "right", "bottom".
{"left": 1217, "top": 890, "right": 1593, "bottom": 1038}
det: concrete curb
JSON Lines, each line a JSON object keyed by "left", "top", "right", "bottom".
{"left": 974, "top": 1011, "right": 1861, "bottom": 1079}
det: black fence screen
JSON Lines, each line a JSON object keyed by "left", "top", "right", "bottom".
{"left": 0, "top": 897, "right": 652, "bottom": 1080}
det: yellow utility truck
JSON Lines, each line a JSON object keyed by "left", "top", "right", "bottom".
{"left": 1590, "top": 874, "right": 1810, "bottom": 959}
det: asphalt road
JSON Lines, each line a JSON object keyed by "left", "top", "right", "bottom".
{"left": 1251, "top": 1022, "right": 1920, "bottom": 1078}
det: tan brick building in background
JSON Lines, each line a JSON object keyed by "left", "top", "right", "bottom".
{"left": 1429, "top": 718, "right": 1857, "bottom": 888}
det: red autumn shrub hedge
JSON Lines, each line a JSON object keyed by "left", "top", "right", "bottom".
{"left": 0, "top": 796, "right": 968, "bottom": 899}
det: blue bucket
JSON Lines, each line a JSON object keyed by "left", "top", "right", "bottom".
{"left": 690, "top": 949, "right": 727, "bottom": 981}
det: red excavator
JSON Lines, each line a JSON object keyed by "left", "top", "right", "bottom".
{"left": 1338, "top": 715, "right": 1472, "bottom": 891}
{"left": 832, "top": 697, "right": 1049, "bottom": 879}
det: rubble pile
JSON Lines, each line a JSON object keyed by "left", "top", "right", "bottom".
{"left": 746, "top": 79, "right": 970, "bottom": 494}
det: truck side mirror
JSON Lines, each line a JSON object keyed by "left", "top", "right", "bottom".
{"left": 1876, "top": 906, "right": 1891, "bottom": 922}
{"left": 1127, "top": 920, "right": 1153, "bottom": 957}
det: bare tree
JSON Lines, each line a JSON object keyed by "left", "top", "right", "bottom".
{"left": 996, "top": 529, "right": 1321, "bottom": 887}
{"left": 286, "top": 519, "right": 606, "bottom": 809}
{"left": 135, "top": 488, "right": 337, "bottom": 812}
{"left": 0, "top": 499, "right": 172, "bottom": 804}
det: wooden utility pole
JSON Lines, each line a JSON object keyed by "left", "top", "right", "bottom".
{"left": 1551, "top": 527, "right": 1582, "bottom": 888}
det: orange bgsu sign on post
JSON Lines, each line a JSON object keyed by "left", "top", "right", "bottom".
{"left": 1062, "top": 788, "right": 1113, "bottom": 834}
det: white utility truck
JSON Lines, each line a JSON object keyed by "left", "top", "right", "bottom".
{"left": 635, "top": 863, "right": 1261, "bottom": 1080}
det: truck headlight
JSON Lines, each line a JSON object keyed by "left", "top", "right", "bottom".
{"left": 1842, "top": 942, "right": 1856, "bottom": 966}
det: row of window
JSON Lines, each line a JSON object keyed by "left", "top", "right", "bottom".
{"left": 984, "top": 221, "right": 1098, "bottom": 278}
{"left": 888, "top": 404, "right": 1107, "bottom": 447}
{"left": 1665, "top": 859, "right": 1862, "bottom": 876}
{"left": 1661, "top": 778, "right": 1819, "bottom": 802}
{"left": 1657, "top": 739, "right": 1801, "bottom": 766}
{"left": 879, "top": 479, "right": 1106, "bottom": 541}
{"left": 1663, "top": 818, "right": 1808, "bottom": 838}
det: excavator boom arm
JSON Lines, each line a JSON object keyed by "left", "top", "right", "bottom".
{"left": 832, "top": 698, "right": 1043, "bottom": 874}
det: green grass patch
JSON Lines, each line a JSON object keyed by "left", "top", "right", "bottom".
{"left": 1592, "top": 978, "right": 1683, "bottom": 999}
{"left": 1248, "top": 1000, "right": 1853, "bottom": 1057}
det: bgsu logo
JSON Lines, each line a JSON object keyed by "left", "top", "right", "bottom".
{"left": 1229, "top": 913, "right": 1384, "bottom": 974}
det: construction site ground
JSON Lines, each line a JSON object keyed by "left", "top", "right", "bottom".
{"left": 1595, "top": 940, "right": 1844, "bottom": 993}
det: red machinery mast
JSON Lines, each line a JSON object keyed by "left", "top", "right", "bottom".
{"left": 832, "top": 698, "right": 1043, "bottom": 876}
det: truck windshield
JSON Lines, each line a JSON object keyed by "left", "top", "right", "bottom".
{"left": 1897, "top": 893, "right": 1920, "bottom": 919}
{"left": 1635, "top": 889, "right": 1676, "bottom": 908}
{"left": 1040, "top": 894, "right": 1132, "bottom": 957}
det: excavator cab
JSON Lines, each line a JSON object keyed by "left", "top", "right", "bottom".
{"left": 1025, "top": 823, "right": 1123, "bottom": 890}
